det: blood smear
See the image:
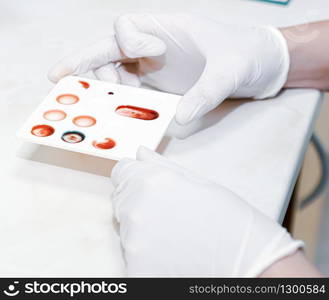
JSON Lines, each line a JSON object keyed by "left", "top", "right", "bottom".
{"left": 43, "top": 109, "right": 66, "bottom": 121}
{"left": 56, "top": 94, "right": 79, "bottom": 105}
{"left": 61, "top": 131, "right": 85, "bottom": 143}
{"left": 79, "top": 81, "right": 90, "bottom": 89}
{"left": 31, "top": 125, "right": 55, "bottom": 137}
{"left": 92, "top": 138, "right": 116, "bottom": 150}
{"left": 73, "top": 115, "right": 96, "bottom": 127}
{"left": 115, "top": 105, "right": 159, "bottom": 120}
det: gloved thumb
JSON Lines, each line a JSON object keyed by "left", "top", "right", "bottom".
{"left": 175, "top": 63, "right": 235, "bottom": 125}
{"left": 114, "top": 14, "right": 167, "bottom": 58}
{"left": 136, "top": 147, "right": 186, "bottom": 174}
{"left": 136, "top": 146, "right": 165, "bottom": 162}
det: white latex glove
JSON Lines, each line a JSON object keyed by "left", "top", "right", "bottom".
{"left": 111, "top": 147, "right": 303, "bottom": 277}
{"left": 48, "top": 14, "right": 289, "bottom": 125}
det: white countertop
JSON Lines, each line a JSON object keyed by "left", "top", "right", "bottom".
{"left": 0, "top": 0, "right": 328, "bottom": 276}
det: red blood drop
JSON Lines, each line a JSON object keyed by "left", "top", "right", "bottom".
{"left": 31, "top": 125, "right": 55, "bottom": 137}
{"left": 92, "top": 138, "right": 116, "bottom": 150}
{"left": 79, "top": 80, "right": 90, "bottom": 89}
{"left": 115, "top": 105, "right": 159, "bottom": 120}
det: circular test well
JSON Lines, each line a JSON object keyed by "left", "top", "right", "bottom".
{"left": 73, "top": 115, "right": 96, "bottom": 127}
{"left": 43, "top": 109, "right": 66, "bottom": 121}
{"left": 92, "top": 138, "right": 116, "bottom": 150}
{"left": 31, "top": 125, "right": 55, "bottom": 137}
{"left": 61, "top": 131, "right": 85, "bottom": 144}
{"left": 56, "top": 94, "right": 79, "bottom": 105}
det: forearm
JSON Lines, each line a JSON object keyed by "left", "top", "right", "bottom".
{"left": 280, "top": 20, "right": 329, "bottom": 91}
{"left": 259, "top": 250, "right": 323, "bottom": 278}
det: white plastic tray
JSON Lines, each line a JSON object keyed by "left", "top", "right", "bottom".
{"left": 17, "top": 76, "right": 180, "bottom": 160}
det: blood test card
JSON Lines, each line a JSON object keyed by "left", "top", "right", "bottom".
{"left": 17, "top": 76, "right": 181, "bottom": 160}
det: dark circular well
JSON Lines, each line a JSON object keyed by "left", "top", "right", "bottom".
{"left": 61, "top": 131, "right": 85, "bottom": 144}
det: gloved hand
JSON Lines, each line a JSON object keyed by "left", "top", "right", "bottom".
{"left": 48, "top": 14, "right": 289, "bottom": 125}
{"left": 111, "top": 147, "right": 303, "bottom": 277}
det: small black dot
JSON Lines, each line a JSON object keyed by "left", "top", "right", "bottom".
{"left": 108, "top": 92, "right": 114, "bottom": 95}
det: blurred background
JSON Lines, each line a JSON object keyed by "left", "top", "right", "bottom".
{"left": 285, "top": 94, "right": 329, "bottom": 276}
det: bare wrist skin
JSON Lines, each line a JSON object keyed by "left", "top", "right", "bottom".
{"left": 280, "top": 20, "right": 329, "bottom": 91}
{"left": 259, "top": 250, "right": 323, "bottom": 278}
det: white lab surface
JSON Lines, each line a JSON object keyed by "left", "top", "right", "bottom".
{"left": 0, "top": 0, "right": 328, "bottom": 276}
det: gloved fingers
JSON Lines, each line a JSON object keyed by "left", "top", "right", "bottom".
{"left": 94, "top": 63, "right": 120, "bottom": 83}
{"left": 136, "top": 146, "right": 168, "bottom": 163}
{"left": 111, "top": 157, "right": 151, "bottom": 223}
{"left": 136, "top": 146, "right": 195, "bottom": 178}
{"left": 114, "top": 14, "right": 167, "bottom": 58}
{"left": 111, "top": 158, "right": 140, "bottom": 188}
{"left": 117, "top": 64, "right": 141, "bottom": 87}
{"left": 175, "top": 62, "right": 236, "bottom": 125}
{"left": 48, "top": 35, "right": 125, "bottom": 83}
